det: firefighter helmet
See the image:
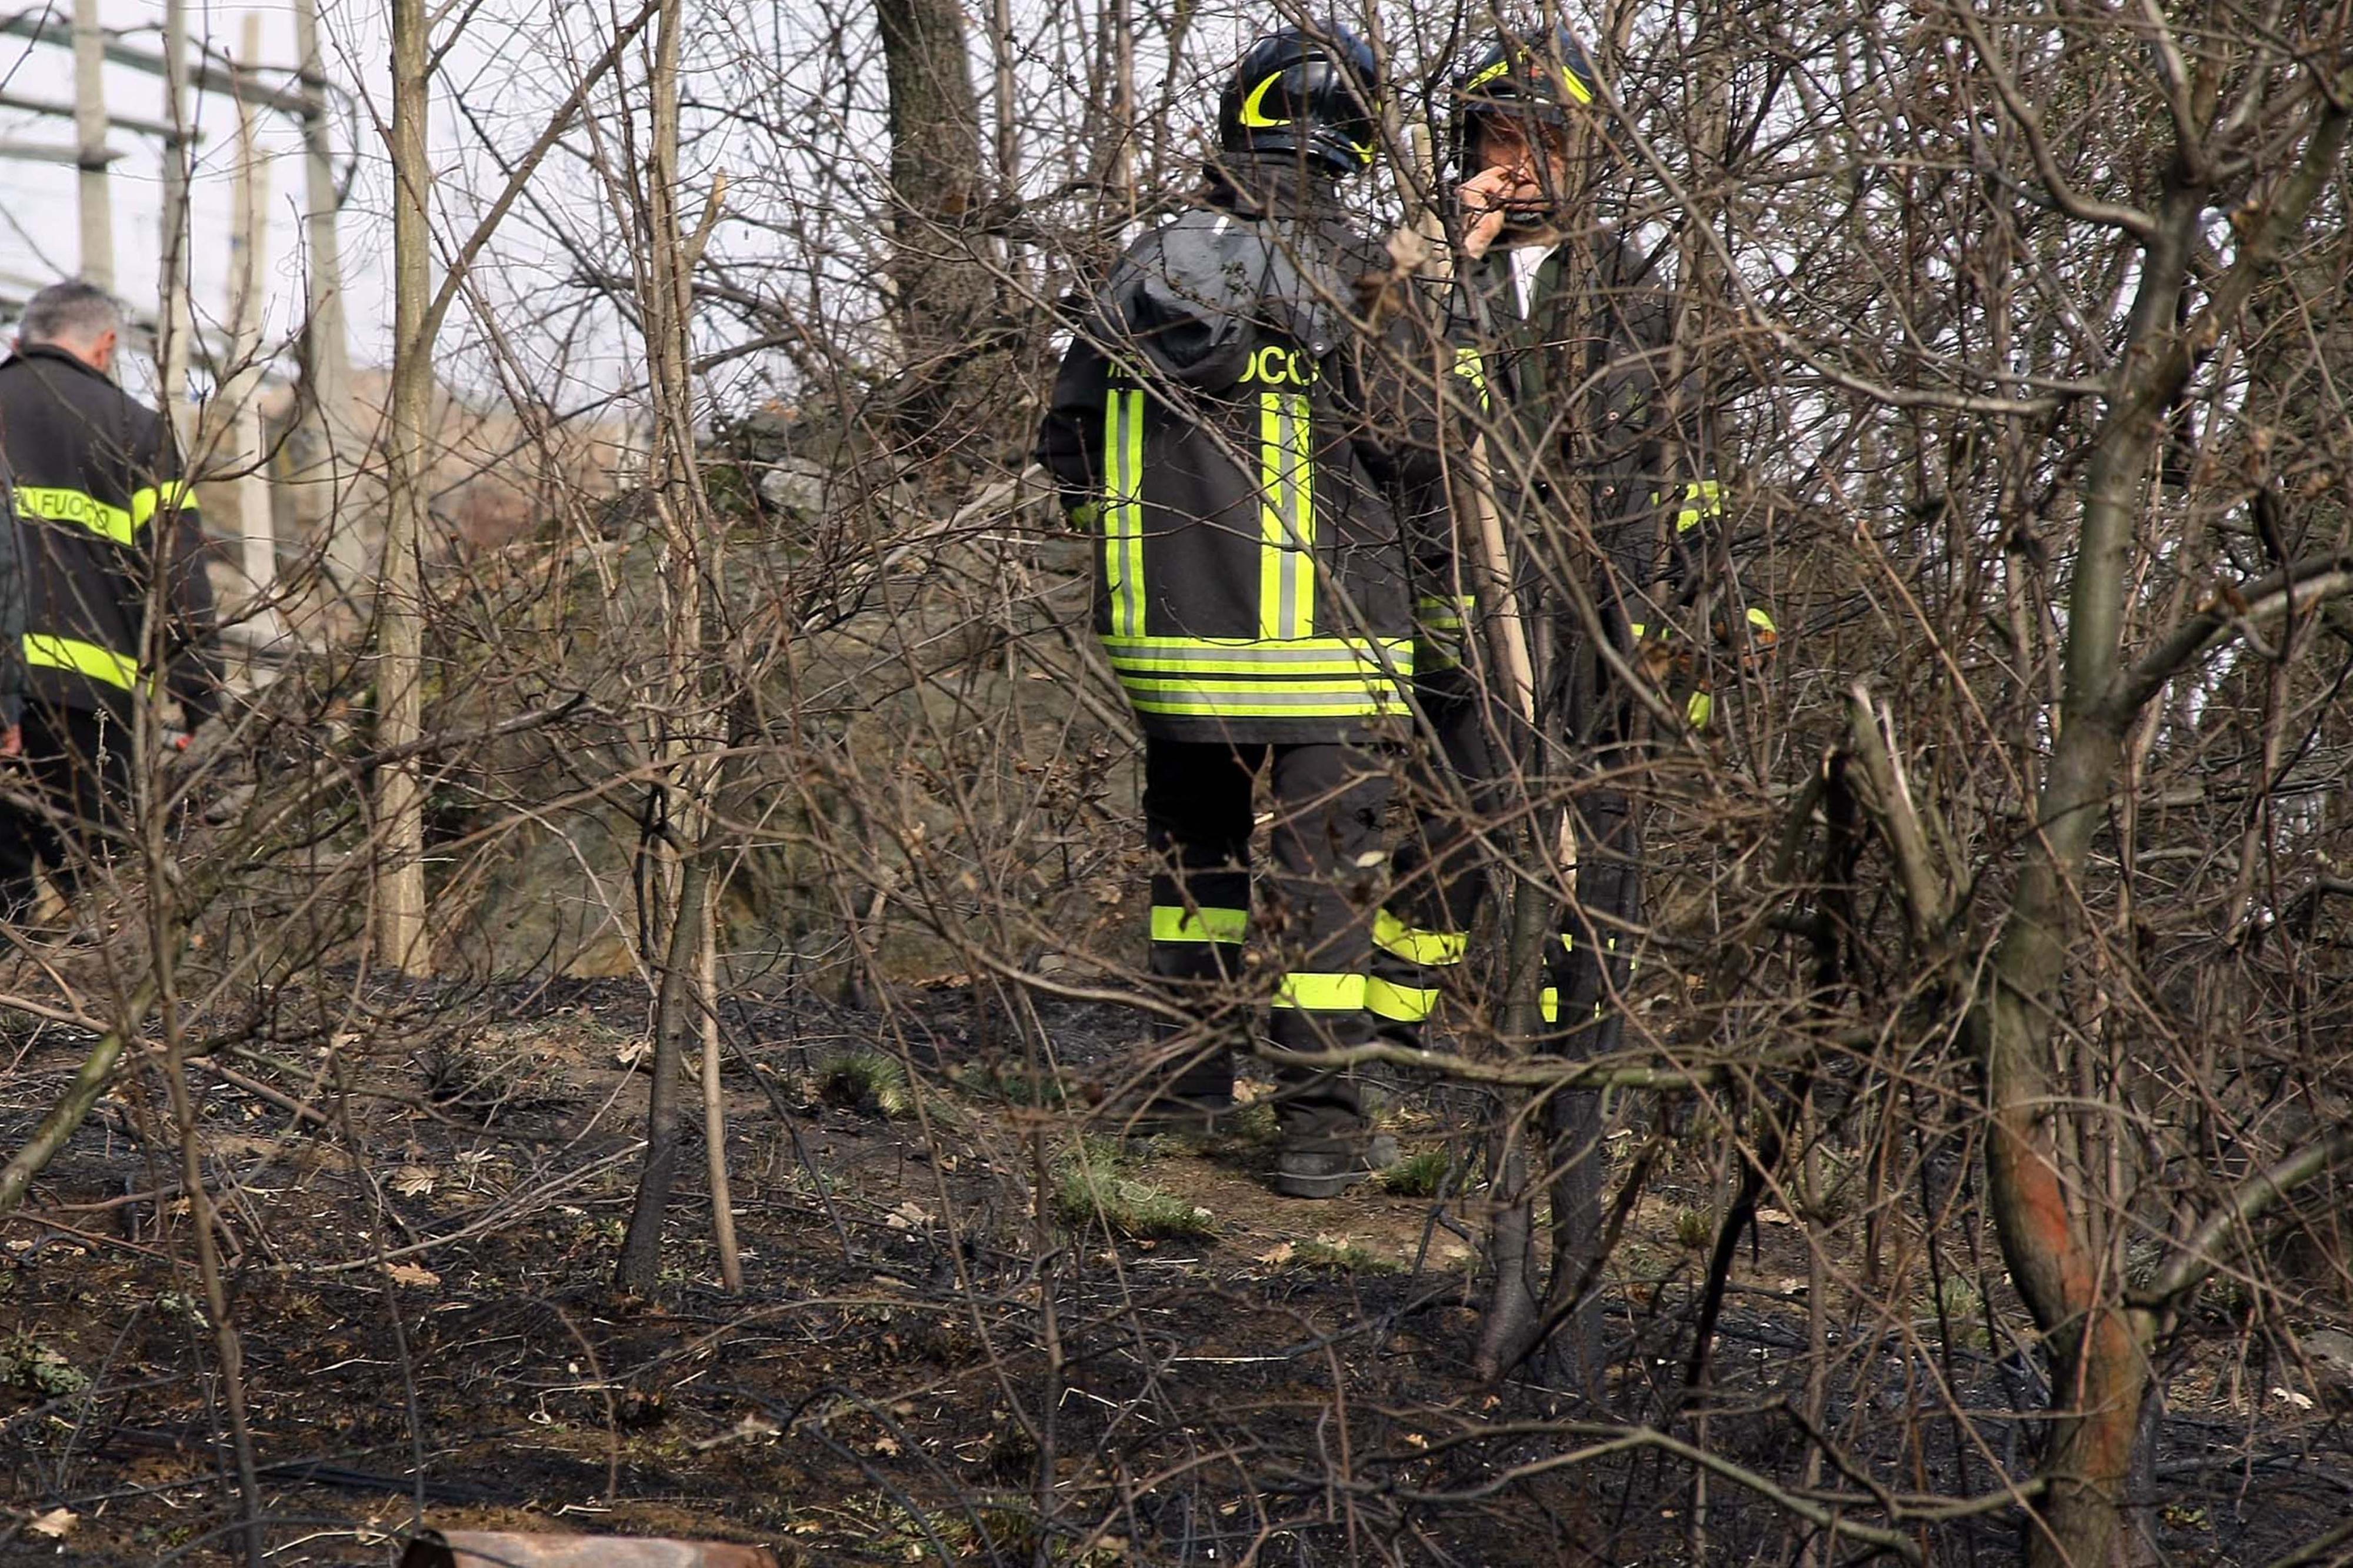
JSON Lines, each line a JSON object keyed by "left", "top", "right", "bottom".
{"left": 1217, "top": 23, "right": 1382, "bottom": 176}
{"left": 1449, "top": 25, "right": 1602, "bottom": 178}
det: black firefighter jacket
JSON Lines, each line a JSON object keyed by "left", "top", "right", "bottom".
{"left": 1036, "top": 170, "right": 1427, "bottom": 745}
{"left": 1423, "top": 226, "right": 1773, "bottom": 732}
{"left": 1450, "top": 226, "right": 1722, "bottom": 635}
{"left": 0, "top": 344, "right": 222, "bottom": 724}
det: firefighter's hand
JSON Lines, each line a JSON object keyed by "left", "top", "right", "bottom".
{"left": 1459, "top": 161, "right": 1544, "bottom": 261}
{"left": 0, "top": 725, "right": 17, "bottom": 759}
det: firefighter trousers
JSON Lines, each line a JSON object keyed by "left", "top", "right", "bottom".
{"left": 1141, "top": 738, "right": 1388, "bottom": 1145}
{"left": 1375, "top": 652, "right": 1641, "bottom": 1057}
{"left": 0, "top": 702, "right": 132, "bottom": 927}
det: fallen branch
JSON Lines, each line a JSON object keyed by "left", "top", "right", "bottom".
{"left": 1259, "top": 1038, "right": 1751, "bottom": 1091}
{"left": 1382, "top": 1422, "right": 1926, "bottom": 1562}
{"left": 2131, "top": 1125, "right": 2353, "bottom": 1310}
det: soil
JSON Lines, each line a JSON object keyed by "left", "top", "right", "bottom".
{"left": 1, "top": 979, "right": 2347, "bottom": 1564}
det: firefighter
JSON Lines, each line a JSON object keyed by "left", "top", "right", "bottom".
{"left": 1373, "top": 27, "right": 1775, "bottom": 1053}
{"left": 0, "top": 280, "right": 222, "bottom": 926}
{"left": 1036, "top": 22, "right": 1424, "bottom": 1197}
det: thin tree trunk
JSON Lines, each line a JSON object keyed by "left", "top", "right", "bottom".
{"left": 700, "top": 906, "right": 742, "bottom": 1292}
{"left": 377, "top": 0, "right": 432, "bottom": 975}
{"left": 1975, "top": 86, "right": 2352, "bottom": 1568}
{"left": 616, "top": 0, "right": 729, "bottom": 1298}
{"left": 618, "top": 845, "right": 710, "bottom": 1295}
{"left": 158, "top": 0, "right": 191, "bottom": 448}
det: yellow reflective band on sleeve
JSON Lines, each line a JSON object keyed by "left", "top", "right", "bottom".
{"left": 1151, "top": 905, "right": 1249, "bottom": 944}
{"left": 129, "top": 481, "right": 198, "bottom": 528}
{"left": 1271, "top": 972, "right": 1367, "bottom": 1011}
{"left": 1451, "top": 345, "right": 1489, "bottom": 411}
{"left": 1367, "top": 976, "right": 1440, "bottom": 1022}
{"left": 1416, "top": 593, "right": 1472, "bottom": 633}
{"left": 1258, "top": 391, "right": 1314, "bottom": 640}
{"left": 1535, "top": 986, "right": 1607, "bottom": 1025}
{"left": 1374, "top": 909, "right": 1467, "bottom": 966}
{"left": 1104, "top": 389, "right": 1145, "bottom": 638}
{"left": 1671, "top": 480, "right": 1722, "bottom": 533}
{"left": 15, "top": 485, "right": 135, "bottom": 546}
{"left": 24, "top": 633, "right": 138, "bottom": 690}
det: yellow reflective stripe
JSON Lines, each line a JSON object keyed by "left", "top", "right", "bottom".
{"left": 1104, "top": 635, "right": 1412, "bottom": 678}
{"left": 1122, "top": 393, "right": 1144, "bottom": 629}
{"left": 1464, "top": 57, "right": 1511, "bottom": 92}
{"left": 15, "top": 485, "right": 135, "bottom": 546}
{"left": 1558, "top": 62, "right": 1594, "bottom": 105}
{"left": 1450, "top": 344, "right": 1489, "bottom": 411}
{"left": 1120, "top": 679, "right": 1409, "bottom": 719}
{"left": 1126, "top": 693, "right": 1407, "bottom": 719}
{"left": 1374, "top": 909, "right": 1467, "bottom": 966}
{"left": 1535, "top": 987, "right": 1607, "bottom": 1025}
{"left": 1271, "top": 972, "right": 1366, "bottom": 1011}
{"left": 1151, "top": 905, "right": 1249, "bottom": 943}
{"left": 1258, "top": 392, "right": 1284, "bottom": 640}
{"left": 1291, "top": 392, "right": 1314, "bottom": 636}
{"left": 1367, "top": 976, "right": 1439, "bottom": 1022}
{"left": 129, "top": 481, "right": 198, "bottom": 529}
{"left": 1104, "top": 389, "right": 1144, "bottom": 637}
{"left": 24, "top": 633, "right": 137, "bottom": 689}
{"left": 1670, "top": 480, "right": 1722, "bottom": 532}
{"left": 1258, "top": 391, "right": 1314, "bottom": 640}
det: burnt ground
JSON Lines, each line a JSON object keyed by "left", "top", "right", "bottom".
{"left": 1, "top": 976, "right": 2348, "bottom": 1566}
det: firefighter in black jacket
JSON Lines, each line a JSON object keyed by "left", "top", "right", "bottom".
{"left": 1037, "top": 24, "right": 1422, "bottom": 1197}
{"left": 0, "top": 280, "right": 222, "bottom": 925}
{"left": 1375, "top": 28, "right": 1775, "bottom": 1050}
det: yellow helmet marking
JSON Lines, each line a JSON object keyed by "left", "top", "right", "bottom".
{"left": 1239, "top": 71, "right": 1289, "bottom": 127}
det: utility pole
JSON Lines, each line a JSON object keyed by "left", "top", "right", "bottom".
{"left": 72, "top": 0, "right": 112, "bottom": 289}
{"left": 292, "top": 0, "right": 365, "bottom": 601}
{"left": 225, "top": 11, "right": 282, "bottom": 669}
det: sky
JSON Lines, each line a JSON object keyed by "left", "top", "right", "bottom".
{"left": 0, "top": 0, "right": 402, "bottom": 398}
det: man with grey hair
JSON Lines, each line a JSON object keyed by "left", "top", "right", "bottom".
{"left": 0, "top": 278, "right": 220, "bottom": 925}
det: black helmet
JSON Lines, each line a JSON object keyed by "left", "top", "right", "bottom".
{"left": 1217, "top": 24, "right": 1382, "bottom": 176}
{"left": 1449, "top": 25, "right": 1602, "bottom": 179}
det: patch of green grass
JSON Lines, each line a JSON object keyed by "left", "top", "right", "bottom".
{"left": 1053, "top": 1137, "right": 1215, "bottom": 1240}
{"left": 1292, "top": 1236, "right": 1399, "bottom": 1274}
{"left": 949, "top": 1060, "right": 1068, "bottom": 1107}
{"left": 1374, "top": 1146, "right": 1449, "bottom": 1197}
{"left": 1928, "top": 1275, "right": 1989, "bottom": 1345}
{"left": 818, "top": 1050, "right": 914, "bottom": 1117}
{"left": 1225, "top": 1096, "right": 1281, "bottom": 1149}
{"left": 0, "top": 1333, "right": 88, "bottom": 1396}
{"left": 1674, "top": 1207, "right": 1714, "bottom": 1250}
